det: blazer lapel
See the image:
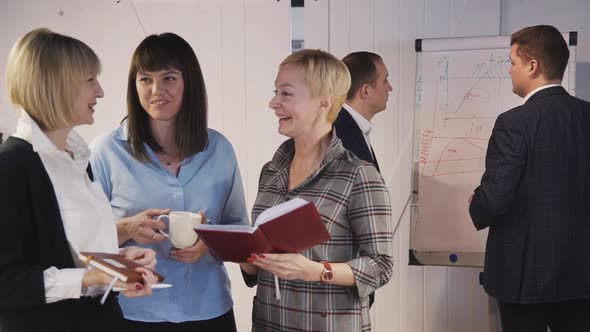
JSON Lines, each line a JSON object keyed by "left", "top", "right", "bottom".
{"left": 334, "top": 109, "right": 376, "bottom": 166}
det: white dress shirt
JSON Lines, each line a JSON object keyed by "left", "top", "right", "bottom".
{"left": 13, "top": 112, "right": 119, "bottom": 303}
{"left": 342, "top": 103, "right": 373, "bottom": 149}
{"left": 522, "top": 83, "right": 561, "bottom": 104}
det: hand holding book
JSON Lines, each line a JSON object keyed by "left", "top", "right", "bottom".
{"left": 79, "top": 253, "right": 162, "bottom": 303}
{"left": 78, "top": 251, "right": 165, "bottom": 283}
{"left": 195, "top": 198, "right": 330, "bottom": 262}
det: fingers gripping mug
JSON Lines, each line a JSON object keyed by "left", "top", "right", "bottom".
{"left": 157, "top": 211, "right": 201, "bottom": 248}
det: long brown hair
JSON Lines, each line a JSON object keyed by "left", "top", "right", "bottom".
{"left": 126, "top": 32, "right": 208, "bottom": 162}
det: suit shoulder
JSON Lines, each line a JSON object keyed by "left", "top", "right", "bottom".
{"left": 496, "top": 103, "right": 537, "bottom": 129}
{"left": 0, "top": 138, "right": 35, "bottom": 178}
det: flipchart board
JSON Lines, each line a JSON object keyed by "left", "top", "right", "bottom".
{"left": 410, "top": 32, "right": 578, "bottom": 267}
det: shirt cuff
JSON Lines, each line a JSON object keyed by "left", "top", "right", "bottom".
{"left": 43, "top": 267, "right": 85, "bottom": 303}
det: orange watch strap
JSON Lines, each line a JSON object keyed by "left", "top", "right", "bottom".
{"left": 320, "top": 261, "right": 333, "bottom": 282}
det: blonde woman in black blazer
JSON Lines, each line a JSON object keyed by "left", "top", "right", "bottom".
{"left": 0, "top": 28, "right": 158, "bottom": 332}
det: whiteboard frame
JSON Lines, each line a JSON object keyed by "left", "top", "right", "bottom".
{"left": 409, "top": 32, "right": 578, "bottom": 267}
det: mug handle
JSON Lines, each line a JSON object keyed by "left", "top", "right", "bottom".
{"left": 156, "top": 215, "right": 170, "bottom": 238}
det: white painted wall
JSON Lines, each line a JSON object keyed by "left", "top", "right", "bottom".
{"left": 1, "top": 1, "right": 587, "bottom": 331}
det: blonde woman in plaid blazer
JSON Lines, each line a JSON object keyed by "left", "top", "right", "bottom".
{"left": 242, "top": 49, "right": 394, "bottom": 332}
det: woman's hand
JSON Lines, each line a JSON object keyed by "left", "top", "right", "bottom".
{"left": 248, "top": 253, "right": 323, "bottom": 282}
{"left": 170, "top": 240, "right": 208, "bottom": 264}
{"left": 117, "top": 208, "right": 170, "bottom": 244}
{"left": 82, "top": 267, "right": 158, "bottom": 298}
{"left": 239, "top": 262, "right": 258, "bottom": 275}
{"left": 120, "top": 246, "right": 157, "bottom": 270}
{"left": 120, "top": 267, "right": 159, "bottom": 298}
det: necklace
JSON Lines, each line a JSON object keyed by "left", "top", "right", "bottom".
{"left": 157, "top": 151, "right": 180, "bottom": 168}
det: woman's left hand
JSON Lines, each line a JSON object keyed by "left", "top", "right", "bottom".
{"left": 120, "top": 246, "right": 157, "bottom": 270}
{"left": 249, "top": 253, "right": 323, "bottom": 282}
{"left": 170, "top": 240, "right": 208, "bottom": 264}
{"left": 121, "top": 267, "right": 159, "bottom": 298}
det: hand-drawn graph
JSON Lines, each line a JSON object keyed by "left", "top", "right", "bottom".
{"left": 413, "top": 50, "right": 524, "bottom": 256}
{"left": 420, "top": 53, "right": 520, "bottom": 179}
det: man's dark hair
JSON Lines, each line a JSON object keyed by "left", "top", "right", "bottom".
{"left": 510, "top": 25, "right": 569, "bottom": 81}
{"left": 342, "top": 51, "right": 383, "bottom": 100}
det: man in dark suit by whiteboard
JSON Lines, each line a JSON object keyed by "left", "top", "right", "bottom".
{"left": 469, "top": 25, "right": 590, "bottom": 332}
{"left": 335, "top": 52, "right": 392, "bottom": 307}
{"left": 335, "top": 51, "right": 393, "bottom": 173}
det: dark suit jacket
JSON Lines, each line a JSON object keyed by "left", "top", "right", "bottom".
{"left": 0, "top": 137, "right": 122, "bottom": 332}
{"left": 334, "top": 107, "right": 380, "bottom": 172}
{"left": 469, "top": 86, "right": 590, "bottom": 304}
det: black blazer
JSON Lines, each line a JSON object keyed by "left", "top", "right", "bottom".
{"left": 334, "top": 108, "right": 380, "bottom": 172}
{"left": 470, "top": 86, "right": 590, "bottom": 303}
{"left": 0, "top": 137, "right": 121, "bottom": 332}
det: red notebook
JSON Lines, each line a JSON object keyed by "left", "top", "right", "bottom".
{"left": 195, "top": 198, "right": 330, "bottom": 262}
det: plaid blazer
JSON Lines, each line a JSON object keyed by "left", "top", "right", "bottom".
{"left": 250, "top": 132, "right": 394, "bottom": 332}
{"left": 470, "top": 86, "right": 590, "bottom": 303}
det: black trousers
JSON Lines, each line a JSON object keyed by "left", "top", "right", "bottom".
{"left": 0, "top": 293, "right": 123, "bottom": 332}
{"left": 498, "top": 299, "right": 590, "bottom": 332}
{"left": 122, "top": 308, "right": 237, "bottom": 332}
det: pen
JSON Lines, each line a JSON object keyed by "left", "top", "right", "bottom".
{"left": 113, "top": 283, "right": 173, "bottom": 292}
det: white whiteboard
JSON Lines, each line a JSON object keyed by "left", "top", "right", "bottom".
{"left": 410, "top": 33, "right": 577, "bottom": 267}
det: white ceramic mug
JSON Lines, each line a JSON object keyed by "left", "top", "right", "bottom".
{"left": 157, "top": 211, "right": 201, "bottom": 248}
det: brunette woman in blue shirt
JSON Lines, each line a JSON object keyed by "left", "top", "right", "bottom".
{"left": 90, "top": 33, "right": 248, "bottom": 332}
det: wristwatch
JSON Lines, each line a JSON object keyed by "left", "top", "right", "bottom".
{"left": 319, "top": 261, "right": 333, "bottom": 282}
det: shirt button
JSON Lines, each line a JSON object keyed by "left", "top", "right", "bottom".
{"left": 320, "top": 312, "right": 328, "bottom": 318}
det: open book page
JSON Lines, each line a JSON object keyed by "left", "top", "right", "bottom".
{"left": 254, "top": 198, "right": 308, "bottom": 226}
{"left": 197, "top": 224, "right": 256, "bottom": 233}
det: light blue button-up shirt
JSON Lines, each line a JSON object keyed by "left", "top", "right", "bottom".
{"left": 90, "top": 122, "right": 248, "bottom": 323}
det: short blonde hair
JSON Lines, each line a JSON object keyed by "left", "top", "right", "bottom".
{"left": 6, "top": 28, "right": 100, "bottom": 130}
{"left": 280, "top": 49, "right": 351, "bottom": 123}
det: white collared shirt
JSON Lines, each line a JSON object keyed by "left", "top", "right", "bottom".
{"left": 522, "top": 84, "right": 561, "bottom": 104}
{"left": 13, "top": 111, "right": 119, "bottom": 303}
{"left": 342, "top": 103, "right": 373, "bottom": 150}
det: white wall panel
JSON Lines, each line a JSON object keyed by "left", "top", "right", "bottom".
{"left": 349, "top": 0, "right": 375, "bottom": 52}
{"left": 424, "top": 0, "right": 451, "bottom": 38}
{"left": 449, "top": 0, "right": 500, "bottom": 37}
{"left": 195, "top": 0, "right": 223, "bottom": 130}
{"left": 303, "top": 0, "right": 329, "bottom": 50}
{"left": 328, "top": 0, "right": 351, "bottom": 58}
{"left": 219, "top": 0, "right": 248, "bottom": 190}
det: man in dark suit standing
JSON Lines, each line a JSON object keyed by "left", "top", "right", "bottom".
{"left": 469, "top": 25, "right": 590, "bottom": 332}
{"left": 335, "top": 52, "right": 392, "bottom": 307}
{"left": 335, "top": 51, "right": 393, "bottom": 173}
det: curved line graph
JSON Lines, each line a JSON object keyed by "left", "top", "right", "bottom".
{"left": 420, "top": 55, "right": 512, "bottom": 178}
